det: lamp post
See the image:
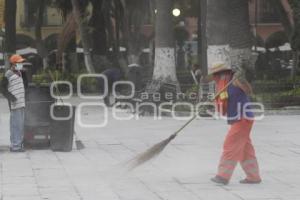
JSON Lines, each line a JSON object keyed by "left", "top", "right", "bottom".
{"left": 197, "top": 0, "right": 208, "bottom": 101}
{"left": 198, "top": 0, "right": 207, "bottom": 76}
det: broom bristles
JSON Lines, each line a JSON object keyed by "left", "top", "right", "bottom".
{"left": 122, "top": 78, "right": 238, "bottom": 171}
{"left": 126, "top": 133, "right": 177, "bottom": 170}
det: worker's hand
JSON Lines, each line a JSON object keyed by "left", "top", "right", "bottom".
{"left": 200, "top": 74, "right": 213, "bottom": 83}
{"left": 8, "top": 93, "right": 17, "bottom": 102}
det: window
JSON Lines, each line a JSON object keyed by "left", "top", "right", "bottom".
{"left": 23, "top": 0, "right": 62, "bottom": 27}
{"left": 23, "top": 0, "right": 41, "bottom": 27}
{"left": 258, "top": 0, "right": 280, "bottom": 23}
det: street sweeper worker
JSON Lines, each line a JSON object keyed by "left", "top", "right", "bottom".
{"left": 0, "top": 54, "right": 27, "bottom": 152}
{"left": 202, "top": 61, "right": 261, "bottom": 185}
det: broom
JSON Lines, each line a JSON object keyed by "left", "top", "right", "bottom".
{"left": 48, "top": 70, "right": 85, "bottom": 150}
{"left": 126, "top": 76, "right": 238, "bottom": 170}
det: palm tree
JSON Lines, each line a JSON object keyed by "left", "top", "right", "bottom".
{"left": 123, "top": 0, "right": 150, "bottom": 69}
{"left": 274, "top": 0, "right": 299, "bottom": 80}
{"left": 96, "top": 0, "right": 124, "bottom": 69}
{"left": 206, "top": 0, "right": 231, "bottom": 70}
{"left": 55, "top": 0, "right": 121, "bottom": 72}
{"left": 206, "top": 0, "right": 255, "bottom": 74}
{"left": 54, "top": 0, "right": 93, "bottom": 73}
{"left": 273, "top": 0, "right": 294, "bottom": 35}
{"left": 35, "top": 0, "right": 49, "bottom": 69}
{"left": 4, "top": 0, "right": 17, "bottom": 68}
{"left": 71, "top": 0, "right": 95, "bottom": 73}
{"left": 228, "top": 0, "right": 254, "bottom": 72}
{"left": 54, "top": 0, "right": 153, "bottom": 74}
{"left": 54, "top": 0, "right": 77, "bottom": 72}
{"left": 89, "top": 0, "right": 108, "bottom": 72}
{"left": 152, "top": 0, "right": 178, "bottom": 86}
{"left": 53, "top": 0, "right": 89, "bottom": 72}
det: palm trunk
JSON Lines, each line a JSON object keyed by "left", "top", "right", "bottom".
{"left": 207, "top": 0, "right": 255, "bottom": 73}
{"left": 274, "top": 0, "right": 298, "bottom": 81}
{"left": 292, "top": 51, "right": 299, "bottom": 81}
{"left": 90, "top": 0, "right": 107, "bottom": 55}
{"left": 56, "top": 13, "right": 76, "bottom": 70}
{"left": 115, "top": 0, "right": 120, "bottom": 53}
{"left": 4, "top": 0, "right": 16, "bottom": 68}
{"left": 125, "top": 1, "right": 148, "bottom": 69}
{"left": 65, "top": 36, "right": 78, "bottom": 73}
{"left": 206, "top": 0, "right": 231, "bottom": 71}
{"left": 125, "top": 9, "right": 140, "bottom": 69}
{"left": 90, "top": 0, "right": 108, "bottom": 72}
{"left": 71, "top": 0, "right": 95, "bottom": 73}
{"left": 198, "top": 0, "right": 208, "bottom": 76}
{"left": 152, "top": 0, "right": 178, "bottom": 84}
{"left": 228, "top": 0, "right": 254, "bottom": 72}
{"left": 35, "top": 0, "right": 48, "bottom": 70}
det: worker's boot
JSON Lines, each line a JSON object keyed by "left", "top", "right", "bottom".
{"left": 239, "top": 179, "right": 261, "bottom": 184}
{"left": 210, "top": 176, "right": 229, "bottom": 185}
{"left": 240, "top": 159, "right": 261, "bottom": 184}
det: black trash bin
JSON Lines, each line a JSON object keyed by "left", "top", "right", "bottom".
{"left": 50, "top": 105, "right": 76, "bottom": 152}
{"left": 24, "top": 84, "right": 54, "bottom": 148}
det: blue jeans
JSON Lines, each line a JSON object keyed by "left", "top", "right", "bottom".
{"left": 10, "top": 108, "right": 25, "bottom": 150}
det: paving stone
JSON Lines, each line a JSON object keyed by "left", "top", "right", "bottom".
{"left": 3, "top": 184, "right": 39, "bottom": 196}
{"left": 1, "top": 97, "right": 300, "bottom": 199}
{"left": 3, "top": 196, "right": 41, "bottom": 200}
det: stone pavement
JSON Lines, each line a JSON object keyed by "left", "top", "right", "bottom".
{"left": 0, "top": 97, "right": 300, "bottom": 200}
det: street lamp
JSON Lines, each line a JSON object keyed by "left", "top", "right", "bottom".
{"left": 172, "top": 8, "right": 181, "bottom": 17}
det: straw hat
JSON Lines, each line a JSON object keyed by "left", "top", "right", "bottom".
{"left": 208, "top": 61, "right": 232, "bottom": 75}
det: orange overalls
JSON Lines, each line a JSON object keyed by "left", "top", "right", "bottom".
{"left": 214, "top": 74, "right": 261, "bottom": 182}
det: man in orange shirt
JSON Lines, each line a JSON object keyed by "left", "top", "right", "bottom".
{"left": 1, "top": 55, "right": 27, "bottom": 152}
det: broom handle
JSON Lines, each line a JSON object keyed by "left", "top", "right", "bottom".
{"left": 173, "top": 115, "right": 197, "bottom": 136}
{"left": 173, "top": 75, "right": 239, "bottom": 137}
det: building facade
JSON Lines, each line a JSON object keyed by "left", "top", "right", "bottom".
{"left": 16, "top": 0, "right": 63, "bottom": 47}
{"left": 184, "top": 0, "right": 288, "bottom": 43}
{"left": 249, "top": 0, "right": 285, "bottom": 41}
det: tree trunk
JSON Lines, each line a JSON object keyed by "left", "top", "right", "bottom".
{"left": 228, "top": 0, "right": 255, "bottom": 72}
{"left": 61, "top": 5, "right": 78, "bottom": 73}
{"left": 206, "top": 0, "right": 255, "bottom": 73}
{"left": 71, "top": 0, "right": 95, "bottom": 73}
{"left": 56, "top": 13, "right": 76, "bottom": 70}
{"left": 206, "top": 0, "right": 231, "bottom": 71}
{"left": 152, "top": 0, "right": 178, "bottom": 84}
{"left": 273, "top": 0, "right": 293, "bottom": 37}
{"left": 108, "top": 0, "right": 121, "bottom": 69}
{"left": 35, "top": 0, "right": 48, "bottom": 69}
{"left": 198, "top": 0, "right": 208, "bottom": 76}
{"left": 65, "top": 36, "right": 79, "bottom": 73}
{"left": 125, "top": 4, "right": 142, "bottom": 69}
{"left": 124, "top": 0, "right": 149, "bottom": 76}
{"left": 90, "top": 0, "right": 107, "bottom": 56}
{"left": 274, "top": 0, "right": 297, "bottom": 81}
{"left": 89, "top": 0, "right": 108, "bottom": 72}
{"left": 4, "top": 0, "right": 16, "bottom": 68}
